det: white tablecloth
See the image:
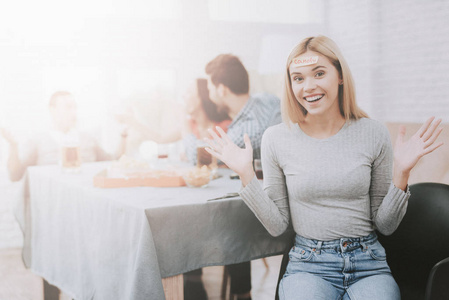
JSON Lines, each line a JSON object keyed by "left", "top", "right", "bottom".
{"left": 23, "top": 162, "right": 293, "bottom": 300}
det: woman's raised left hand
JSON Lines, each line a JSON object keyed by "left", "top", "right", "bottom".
{"left": 204, "top": 126, "right": 255, "bottom": 186}
{"left": 394, "top": 116, "right": 444, "bottom": 175}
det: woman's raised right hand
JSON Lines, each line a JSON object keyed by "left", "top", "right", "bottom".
{"left": 205, "top": 126, "right": 255, "bottom": 185}
{"left": 0, "top": 127, "right": 17, "bottom": 146}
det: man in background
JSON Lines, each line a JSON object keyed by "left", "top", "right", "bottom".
{"left": 184, "top": 54, "right": 281, "bottom": 165}
{"left": 183, "top": 54, "right": 281, "bottom": 300}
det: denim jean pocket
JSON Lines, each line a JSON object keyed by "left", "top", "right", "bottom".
{"left": 367, "top": 241, "right": 387, "bottom": 261}
{"left": 289, "top": 246, "right": 314, "bottom": 262}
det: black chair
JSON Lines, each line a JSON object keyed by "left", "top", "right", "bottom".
{"left": 378, "top": 182, "right": 449, "bottom": 300}
{"left": 275, "top": 183, "right": 449, "bottom": 300}
{"left": 274, "top": 243, "right": 292, "bottom": 300}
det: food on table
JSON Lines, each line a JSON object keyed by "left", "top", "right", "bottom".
{"left": 107, "top": 155, "right": 151, "bottom": 178}
{"left": 183, "top": 166, "right": 211, "bottom": 188}
{"left": 107, "top": 155, "right": 180, "bottom": 179}
{"left": 197, "top": 146, "right": 212, "bottom": 167}
{"left": 95, "top": 155, "right": 187, "bottom": 188}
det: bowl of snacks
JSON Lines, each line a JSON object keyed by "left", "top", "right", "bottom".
{"left": 183, "top": 166, "right": 212, "bottom": 188}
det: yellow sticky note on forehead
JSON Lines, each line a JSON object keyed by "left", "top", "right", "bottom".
{"left": 292, "top": 56, "right": 319, "bottom": 67}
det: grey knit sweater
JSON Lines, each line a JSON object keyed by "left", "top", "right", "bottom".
{"left": 239, "top": 118, "right": 410, "bottom": 240}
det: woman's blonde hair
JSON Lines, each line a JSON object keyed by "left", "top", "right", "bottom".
{"left": 281, "top": 35, "right": 368, "bottom": 124}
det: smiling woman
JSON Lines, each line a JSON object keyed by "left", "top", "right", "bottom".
{"left": 282, "top": 36, "right": 367, "bottom": 125}
{"left": 204, "top": 35, "right": 444, "bottom": 300}
{"left": 0, "top": 1, "right": 448, "bottom": 299}
{"left": 289, "top": 54, "right": 342, "bottom": 121}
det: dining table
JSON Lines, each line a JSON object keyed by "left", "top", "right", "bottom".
{"left": 18, "top": 161, "right": 293, "bottom": 300}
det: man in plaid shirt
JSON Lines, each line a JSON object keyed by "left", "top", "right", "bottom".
{"left": 183, "top": 54, "right": 281, "bottom": 300}
{"left": 183, "top": 54, "right": 281, "bottom": 165}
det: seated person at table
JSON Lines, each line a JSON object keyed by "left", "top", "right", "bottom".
{"left": 116, "top": 78, "right": 231, "bottom": 299}
{"left": 181, "top": 54, "right": 282, "bottom": 300}
{"left": 0, "top": 91, "right": 127, "bottom": 181}
{"left": 183, "top": 55, "right": 281, "bottom": 168}
{"left": 115, "top": 78, "right": 231, "bottom": 156}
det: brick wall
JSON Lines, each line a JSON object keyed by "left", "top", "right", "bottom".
{"left": 327, "top": 0, "right": 449, "bottom": 123}
{"left": 325, "top": 0, "right": 380, "bottom": 117}
{"left": 377, "top": 0, "right": 449, "bottom": 122}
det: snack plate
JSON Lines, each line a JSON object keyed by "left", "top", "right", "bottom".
{"left": 93, "top": 169, "right": 186, "bottom": 188}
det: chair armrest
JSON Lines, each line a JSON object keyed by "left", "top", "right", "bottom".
{"left": 425, "top": 257, "right": 449, "bottom": 300}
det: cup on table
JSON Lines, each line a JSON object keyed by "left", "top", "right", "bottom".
{"left": 157, "top": 144, "right": 169, "bottom": 160}
{"left": 60, "top": 133, "right": 81, "bottom": 173}
{"left": 197, "top": 141, "right": 217, "bottom": 173}
{"left": 61, "top": 146, "right": 81, "bottom": 172}
{"left": 254, "top": 159, "right": 263, "bottom": 180}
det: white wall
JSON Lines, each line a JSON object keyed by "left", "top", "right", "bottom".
{"left": 0, "top": 170, "right": 23, "bottom": 249}
{"left": 377, "top": 0, "right": 449, "bottom": 122}
{"left": 326, "top": 0, "right": 449, "bottom": 122}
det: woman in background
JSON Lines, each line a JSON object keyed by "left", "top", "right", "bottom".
{"left": 116, "top": 78, "right": 230, "bottom": 164}
{"left": 117, "top": 78, "right": 232, "bottom": 300}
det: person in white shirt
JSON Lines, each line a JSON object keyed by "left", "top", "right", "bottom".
{"left": 0, "top": 91, "right": 126, "bottom": 181}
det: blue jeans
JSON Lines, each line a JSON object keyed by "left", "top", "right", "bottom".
{"left": 279, "top": 232, "right": 400, "bottom": 300}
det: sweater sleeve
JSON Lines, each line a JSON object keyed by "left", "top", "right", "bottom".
{"left": 239, "top": 129, "right": 290, "bottom": 237}
{"left": 370, "top": 125, "right": 410, "bottom": 235}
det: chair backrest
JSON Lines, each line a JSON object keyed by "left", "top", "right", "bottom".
{"left": 378, "top": 183, "right": 449, "bottom": 300}
{"left": 274, "top": 183, "right": 449, "bottom": 299}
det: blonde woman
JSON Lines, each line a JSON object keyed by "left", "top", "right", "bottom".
{"left": 205, "top": 36, "right": 443, "bottom": 299}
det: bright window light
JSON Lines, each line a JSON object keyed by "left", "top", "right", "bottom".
{"left": 208, "top": 0, "right": 323, "bottom": 24}
{"left": 116, "top": 69, "right": 176, "bottom": 101}
{"left": 116, "top": 69, "right": 177, "bottom": 133}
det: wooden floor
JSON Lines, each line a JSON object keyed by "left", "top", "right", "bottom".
{"left": 0, "top": 248, "right": 282, "bottom": 300}
{"left": 0, "top": 248, "right": 43, "bottom": 300}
